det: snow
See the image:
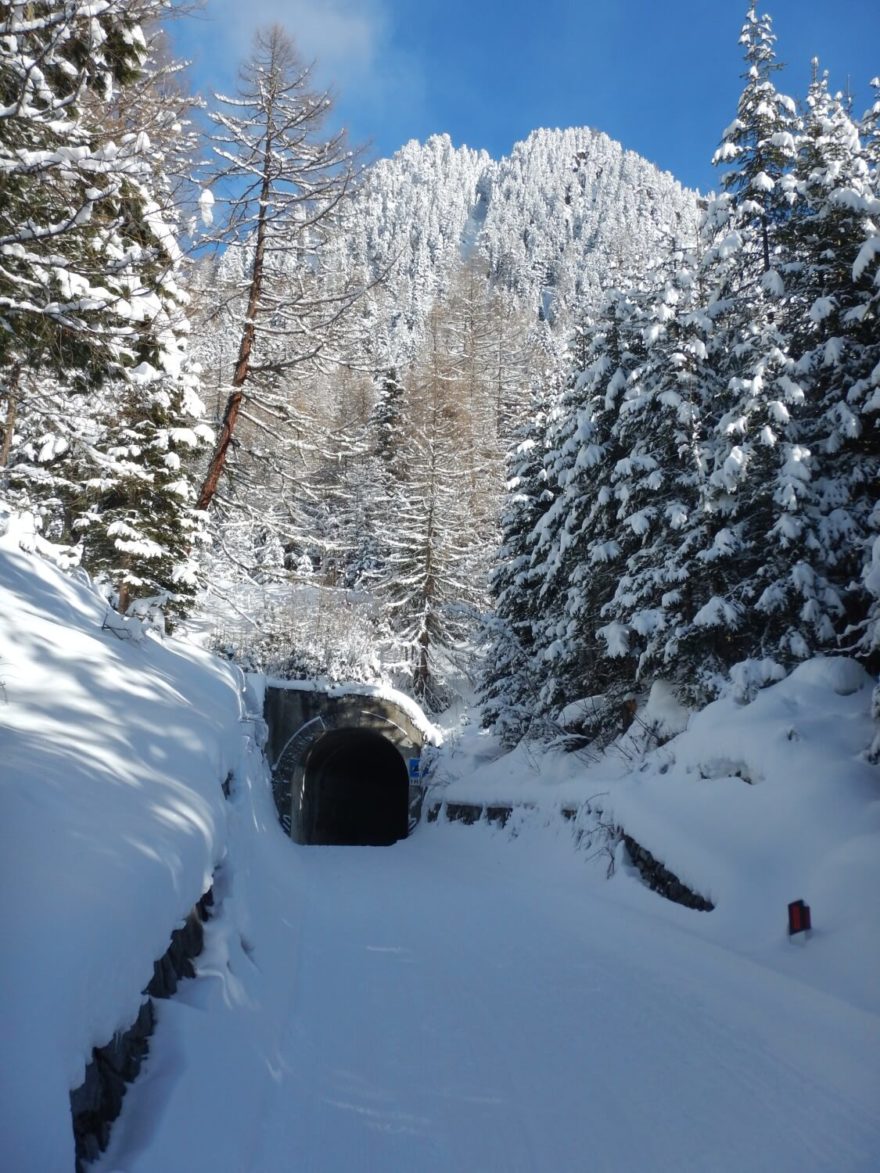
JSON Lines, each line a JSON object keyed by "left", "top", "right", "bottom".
{"left": 693, "top": 594, "right": 740, "bottom": 627}
{"left": 809, "top": 295, "right": 836, "bottom": 323}
{"left": 761, "top": 267, "right": 784, "bottom": 295}
{"left": 0, "top": 508, "right": 245, "bottom": 1172}
{"left": 435, "top": 658, "right": 880, "bottom": 1016}
{"left": 95, "top": 812, "right": 880, "bottom": 1173}
{"left": 198, "top": 186, "right": 215, "bottom": 227}
{"left": 852, "top": 234, "right": 880, "bottom": 282}
{"left": 2, "top": 507, "right": 879, "bottom": 1172}
{"left": 597, "top": 619, "right": 630, "bottom": 656}
{"left": 751, "top": 170, "right": 775, "bottom": 192}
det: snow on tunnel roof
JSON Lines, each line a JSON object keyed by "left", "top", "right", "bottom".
{"left": 262, "top": 675, "right": 444, "bottom": 746}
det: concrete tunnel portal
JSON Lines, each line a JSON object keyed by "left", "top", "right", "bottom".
{"left": 301, "top": 728, "right": 409, "bottom": 846}
{"left": 264, "top": 684, "right": 430, "bottom": 846}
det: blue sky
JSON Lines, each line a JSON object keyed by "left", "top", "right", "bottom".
{"left": 172, "top": 1, "right": 880, "bottom": 192}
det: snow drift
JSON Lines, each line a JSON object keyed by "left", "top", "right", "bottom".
{"left": 0, "top": 508, "right": 245, "bottom": 1171}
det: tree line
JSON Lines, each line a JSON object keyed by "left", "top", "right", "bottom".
{"left": 4, "top": 4, "right": 875, "bottom": 725}
{"left": 1, "top": 7, "right": 358, "bottom": 621}
{"left": 481, "top": 6, "right": 880, "bottom": 745}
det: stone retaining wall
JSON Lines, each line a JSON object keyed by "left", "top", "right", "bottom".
{"left": 426, "top": 798, "right": 714, "bottom": 912}
{"left": 70, "top": 887, "right": 215, "bottom": 1170}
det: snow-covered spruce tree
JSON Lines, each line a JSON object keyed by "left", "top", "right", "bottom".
{"left": 0, "top": 1, "right": 206, "bottom": 393}
{"left": 64, "top": 373, "right": 212, "bottom": 617}
{"left": 0, "top": 0, "right": 211, "bottom": 615}
{"left": 711, "top": 4, "right": 799, "bottom": 280}
{"left": 194, "top": 24, "right": 360, "bottom": 513}
{"left": 778, "top": 67, "right": 880, "bottom": 670}
{"left": 1, "top": 0, "right": 144, "bottom": 385}
{"left": 861, "top": 76, "right": 880, "bottom": 683}
{"left": 680, "top": 22, "right": 880, "bottom": 695}
{"left": 479, "top": 386, "right": 558, "bottom": 746}
{"left": 527, "top": 291, "right": 650, "bottom": 733}
{"left": 859, "top": 75, "right": 880, "bottom": 169}
{"left": 372, "top": 368, "right": 409, "bottom": 480}
{"left": 653, "top": 7, "right": 811, "bottom": 697}
{"left": 589, "top": 252, "right": 721, "bottom": 705}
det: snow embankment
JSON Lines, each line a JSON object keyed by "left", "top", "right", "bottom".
{"left": 0, "top": 510, "right": 245, "bottom": 1172}
{"left": 432, "top": 658, "right": 880, "bottom": 1012}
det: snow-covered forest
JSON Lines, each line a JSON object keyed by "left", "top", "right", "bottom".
{"left": 2, "top": 2, "right": 878, "bottom": 722}
{"left": 2, "top": 2, "right": 880, "bottom": 1168}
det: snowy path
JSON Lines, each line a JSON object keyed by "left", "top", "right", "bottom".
{"left": 99, "top": 796, "right": 880, "bottom": 1173}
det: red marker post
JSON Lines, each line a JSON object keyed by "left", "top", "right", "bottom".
{"left": 788, "top": 899, "right": 812, "bottom": 936}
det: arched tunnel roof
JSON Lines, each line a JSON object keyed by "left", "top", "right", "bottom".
{"left": 264, "top": 679, "right": 443, "bottom": 748}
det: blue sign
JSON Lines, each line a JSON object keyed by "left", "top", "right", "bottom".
{"left": 408, "top": 757, "right": 420, "bottom": 781}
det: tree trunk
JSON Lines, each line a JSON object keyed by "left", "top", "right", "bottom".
{"left": 116, "top": 581, "right": 131, "bottom": 616}
{"left": 414, "top": 625, "right": 430, "bottom": 700}
{"left": 761, "top": 214, "right": 771, "bottom": 273}
{"left": 0, "top": 365, "right": 21, "bottom": 481}
{"left": 196, "top": 146, "right": 273, "bottom": 513}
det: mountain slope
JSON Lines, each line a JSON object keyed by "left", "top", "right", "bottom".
{"left": 332, "top": 127, "right": 698, "bottom": 362}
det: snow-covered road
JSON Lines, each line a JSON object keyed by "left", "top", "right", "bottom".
{"left": 242, "top": 841, "right": 879, "bottom": 1173}
{"left": 98, "top": 775, "right": 880, "bottom": 1173}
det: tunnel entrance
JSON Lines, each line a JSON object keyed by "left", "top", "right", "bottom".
{"left": 300, "top": 728, "right": 410, "bottom": 846}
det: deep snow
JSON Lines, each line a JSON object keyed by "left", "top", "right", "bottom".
{"left": 0, "top": 510, "right": 245, "bottom": 1171}
{"left": 1, "top": 506, "right": 879, "bottom": 1172}
{"left": 97, "top": 812, "right": 880, "bottom": 1173}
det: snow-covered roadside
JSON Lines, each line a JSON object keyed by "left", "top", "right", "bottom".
{"left": 96, "top": 765, "right": 880, "bottom": 1173}
{"left": 431, "top": 659, "right": 880, "bottom": 1014}
{"left": 0, "top": 510, "right": 246, "bottom": 1171}
{"left": 93, "top": 689, "right": 313, "bottom": 1171}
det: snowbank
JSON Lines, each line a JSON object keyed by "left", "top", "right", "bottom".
{"left": 432, "top": 660, "right": 880, "bottom": 1012}
{"left": 0, "top": 509, "right": 245, "bottom": 1171}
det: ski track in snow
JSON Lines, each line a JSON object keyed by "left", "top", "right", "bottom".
{"left": 98, "top": 796, "right": 880, "bottom": 1173}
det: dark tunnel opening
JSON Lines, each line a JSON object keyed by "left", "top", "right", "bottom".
{"left": 301, "top": 728, "right": 410, "bottom": 846}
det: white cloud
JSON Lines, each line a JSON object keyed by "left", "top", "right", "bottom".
{"left": 199, "top": 0, "right": 426, "bottom": 153}
{"left": 208, "top": 0, "right": 387, "bottom": 86}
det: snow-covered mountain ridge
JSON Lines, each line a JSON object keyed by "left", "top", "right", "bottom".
{"left": 337, "top": 127, "right": 698, "bottom": 350}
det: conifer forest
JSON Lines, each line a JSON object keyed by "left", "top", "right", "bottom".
{"left": 2, "top": 1, "right": 878, "bottom": 736}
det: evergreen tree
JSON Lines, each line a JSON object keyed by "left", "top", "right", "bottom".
{"left": 711, "top": 4, "right": 799, "bottom": 278}
{"left": 781, "top": 67, "right": 880, "bottom": 667}
{"left": 859, "top": 76, "right": 880, "bottom": 170}
{"left": 479, "top": 389, "right": 556, "bottom": 745}
{"left": 527, "top": 291, "right": 646, "bottom": 727}
{"left": 69, "top": 374, "right": 212, "bottom": 616}
{"left": 667, "top": 5, "right": 808, "bottom": 694}
{"left": 594, "top": 253, "right": 718, "bottom": 701}
{"left": 1, "top": 0, "right": 211, "bottom": 615}
{"left": 371, "top": 368, "right": 409, "bottom": 480}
